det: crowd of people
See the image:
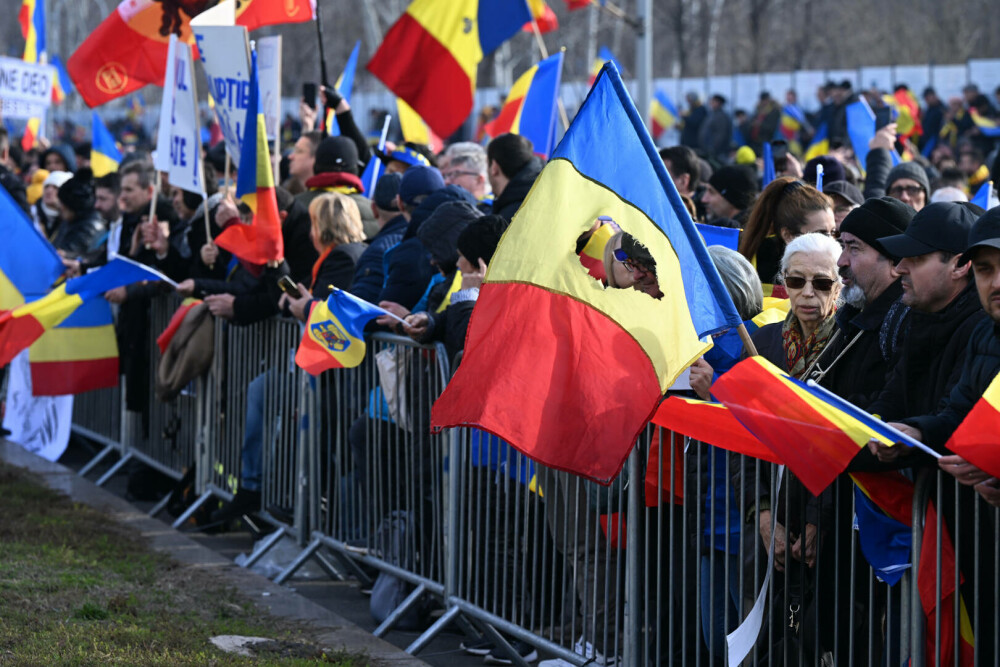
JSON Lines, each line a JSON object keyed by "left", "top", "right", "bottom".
{"left": 2, "top": 74, "right": 1000, "bottom": 665}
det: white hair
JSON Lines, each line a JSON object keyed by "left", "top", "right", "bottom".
{"left": 779, "top": 232, "right": 842, "bottom": 277}
{"left": 444, "top": 141, "right": 487, "bottom": 175}
{"left": 708, "top": 245, "right": 763, "bottom": 321}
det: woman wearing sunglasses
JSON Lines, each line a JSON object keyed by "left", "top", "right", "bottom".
{"left": 734, "top": 231, "right": 844, "bottom": 660}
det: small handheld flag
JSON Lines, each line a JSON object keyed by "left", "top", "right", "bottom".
{"left": 295, "top": 289, "right": 402, "bottom": 374}
{"left": 91, "top": 112, "right": 123, "bottom": 177}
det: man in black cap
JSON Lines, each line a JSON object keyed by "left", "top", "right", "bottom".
{"left": 348, "top": 173, "right": 408, "bottom": 304}
{"left": 823, "top": 180, "right": 863, "bottom": 230}
{"left": 864, "top": 202, "right": 986, "bottom": 447}
{"left": 700, "top": 165, "right": 757, "bottom": 228}
{"left": 295, "top": 135, "right": 377, "bottom": 237}
{"left": 810, "top": 197, "right": 915, "bottom": 407}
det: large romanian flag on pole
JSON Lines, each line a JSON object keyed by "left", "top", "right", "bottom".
{"left": 482, "top": 52, "right": 564, "bottom": 159}
{"left": 19, "top": 0, "right": 45, "bottom": 64}
{"left": 367, "top": 0, "right": 533, "bottom": 138}
{"left": 67, "top": 0, "right": 313, "bottom": 108}
{"left": 431, "top": 63, "right": 742, "bottom": 484}
{"left": 214, "top": 49, "right": 284, "bottom": 265}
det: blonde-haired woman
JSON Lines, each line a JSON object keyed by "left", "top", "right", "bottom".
{"left": 307, "top": 192, "right": 367, "bottom": 299}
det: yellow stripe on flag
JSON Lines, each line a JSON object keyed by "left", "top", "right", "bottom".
{"left": 29, "top": 324, "right": 117, "bottom": 363}
{"left": 406, "top": 0, "right": 483, "bottom": 83}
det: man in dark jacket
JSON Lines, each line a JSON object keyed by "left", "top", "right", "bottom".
{"left": 680, "top": 92, "right": 707, "bottom": 149}
{"left": 864, "top": 202, "right": 985, "bottom": 427}
{"left": 698, "top": 94, "right": 733, "bottom": 162}
{"left": 920, "top": 87, "right": 945, "bottom": 153}
{"left": 350, "top": 173, "right": 407, "bottom": 304}
{"left": 486, "top": 133, "right": 542, "bottom": 221}
{"left": 295, "top": 136, "right": 377, "bottom": 238}
{"left": 812, "top": 197, "right": 914, "bottom": 407}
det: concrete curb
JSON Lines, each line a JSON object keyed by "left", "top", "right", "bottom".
{"left": 0, "top": 441, "right": 428, "bottom": 666}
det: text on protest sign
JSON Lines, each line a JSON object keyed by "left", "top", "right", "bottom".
{"left": 191, "top": 25, "right": 251, "bottom": 164}
{"left": 0, "top": 57, "right": 54, "bottom": 118}
{"left": 168, "top": 40, "right": 204, "bottom": 195}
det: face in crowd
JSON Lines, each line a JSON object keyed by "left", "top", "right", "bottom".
{"left": 783, "top": 249, "right": 841, "bottom": 332}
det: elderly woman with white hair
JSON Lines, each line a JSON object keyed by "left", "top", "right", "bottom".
{"left": 735, "top": 232, "right": 845, "bottom": 661}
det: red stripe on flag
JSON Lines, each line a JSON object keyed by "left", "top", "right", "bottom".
{"left": 431, "top": 282, "right": 662, "bottom": 484}
{"left": 651, "top": 396, "right": 782, "bottom": 464}
{"left": 30, "top": 357, "right": 119, "bottom": 396}
{"left": 367, "top": 12, "right": 474, "bottom": 139}
{"left": 711, "top": 358, "right": 864, "bottom": 495}
{"left": 483, "top": 95, "right": 526, "bottom": 139}
{"left": 0, "top": 314, "right": 46, "bottom": 367}
{"left": 157, "top": 301, "right": 200, "bottom": 354}
{"left": 294, "top": 301, "right": 347, "bottom": 375}
{"left": 214, "top": 187, "right": 283, "bottom": 265}
{"left": 945, "top": 397, "right": 1000, "bottom": 480}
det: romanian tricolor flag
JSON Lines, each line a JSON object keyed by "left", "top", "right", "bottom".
{"left": 324, "top": 41, "right": 360, "bottom": 137}
{"left": 431, "top": 63, "right": 742, "bottom": 484}
{"left": 295, "top": 289, "right": 388, "bottom": 374}
{"left": 51, "top": 56, "right": 73, "bottom": 104}
{"left": 29, "top": 298, "right": 118, "bottom": 396}
{"left": 0, "top": 187, "right": 65, "bottom": 313}
{"left": 90, "top": 111, "right": 122, "bottom": 178}
{"left": 652, "top": 396, "right": 781, "bottom": 464}
{"left": 522, "top": 0, "right": 558, "bottom": 33}
{"left": 779, "top": 103, "right": 806, "bottom": 141}
{"left": 397, "top": 98, "right": 444, "bottom": 154}
{"left": 214, "top": 50, "right": 283, "bottom": 266}
{"left": 587, "top": 46, "right": 618, "bottom": 86}
{"left": 0, "top": 257, "right": 168, "bottom": 368}
{"left": 711, "top": 356, "right": 902, "bottom": 495}
{"left": 20, "top": 117, "right": 43, "bottom": 152}
{"left": 970, "top": 108, "right": 1000, "bottom": 138}
{"left": 945, "top": 371, "right": 1000, "bottom": 479}
{"left": 803, "top": 122, "right": 829, "bottom": 162}
{"left": 650, "top": 90, "right": 679, "bottom": 140}
{"left": 368, "top": 0, "right": 533, "bottom": 138}
{"left": 882, "top": 91, "right": 921, "bottom": 139}
{"left": 481, "top": 52, "right": 564, "bottom": 159}
{"left": 67, "top": 0, "right": 313, "bottom": 108}
{"left": 19, "top": 0, "right": 45, "bottom": 64}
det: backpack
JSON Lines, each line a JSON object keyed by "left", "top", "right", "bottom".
{"left": 369, "top": 511, "right": 429, "bottom": 630}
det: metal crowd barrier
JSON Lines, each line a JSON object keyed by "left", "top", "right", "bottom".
{"left": 72, "top": 381, "right": 124, "bottom": 478}
{"left": 276, "top": 334, "right": 452, "bottom": 619}
{"left": 68, "top": 309, "right": 1000, "bottom": 665}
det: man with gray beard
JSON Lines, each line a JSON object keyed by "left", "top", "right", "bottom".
{"left": 805, "top": 197, "right": 915, "bottom": 408}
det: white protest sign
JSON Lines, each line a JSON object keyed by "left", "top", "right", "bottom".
{"left": 192, "top": 25, "right": 251, "bottom": 165}
{"left": 166, "top": 40, "right": 204, "bottom": 195}
{"left": 3, "top": 351, "right": 73, "bottom": 462}
{"left": 257, "top": 35, "right": 282, "bottom": 142}
{"left": 154, "top": 35, "right": 179, "bottom": 172}
{"left": 0, "top": 57, "right": 54, "bottom": 119}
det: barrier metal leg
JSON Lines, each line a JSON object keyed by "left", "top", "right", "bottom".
{"left": 147, "top": 491, "right": 174, "bottom": 518}
{"left": 77, "top": 444, "right": 114, "bottom": 477}
{"left": 274, "top": 536, "right": 323, "bottom": 585}
{"left": 328, "top": 549, "right": 373, "bottom": 587}
{"left": 171, "top": 490, "right": 214, "bottom": 529}
{"left": 310, "top": 549, "right": 346, "bottom": 582}
{"left": 405, "top": 605, "right": 461, "bottom": 655}
{"left": 239, "top": 526, "right": 288, "bottom": 570}
{"left": 372, "top": 583, "right": 427, "bottom": 637}
{"left": 95, "top": 452, "right": 133, "bottom": 487}
{"left": 477, "top": 621, "right": 532, "bottom": 667}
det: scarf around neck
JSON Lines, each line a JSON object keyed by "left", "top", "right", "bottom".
{"left": 781, "top": 309, "right": 837, "bottom": 379}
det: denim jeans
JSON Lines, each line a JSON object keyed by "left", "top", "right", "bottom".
{"left": 699, "top": 552, "right": 741, "bottom": 659}
{"left": 240, "top": 370, "right": 271, "bottom": 492}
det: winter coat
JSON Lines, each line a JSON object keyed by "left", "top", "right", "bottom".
{"left": 491, "top": 157, "right": 543, "bottom": 221}
{"left": 53, "top": 209, "right": 108, "bottom": 266}
{"left": 349, "top": 215, "right": 408, "bottom": 304}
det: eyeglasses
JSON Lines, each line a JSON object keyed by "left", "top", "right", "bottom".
{"left": 443, "top": 170, "right": 480, "bottom": 181}
{"left": 613, "top": 247, "right": 652, "bottom": 274}
{"left": 888, "top": 185, "right": 923, "bottom": 198}
{"left": 783, "top": 275, "right": 836, "bottom": 291}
